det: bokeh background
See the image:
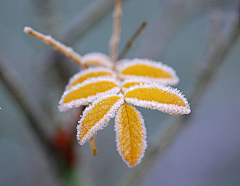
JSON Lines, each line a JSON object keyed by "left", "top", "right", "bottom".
{"left": 0, "top": 0, "right": 240, "bottom": 186}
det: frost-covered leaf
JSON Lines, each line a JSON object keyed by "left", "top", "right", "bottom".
{"left": 121, "top": 79, "right": 152, "bottom": 92}
{"left": 77, "top": 94, "right": 124, "bottom": 145}
{"left": 115, "top": 104, "right": 147, "bottom": 167}
{"left": 59, "top": 77, "right": 120, "bottom": 112}
{"left": 118, "top": 58, "right": 179, "bottom": 85}
{"left": 66, "top": 67, "right": 116, "bottom": 89}
{"left": 82, "top": 52, "right": 113, "bottom": 68}
{"left": 124, "top": 83, "right": 190, "bottom": 115}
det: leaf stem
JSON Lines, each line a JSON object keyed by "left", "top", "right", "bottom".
{"left": 90, "top": 137, "right": 98, "bottom": 156}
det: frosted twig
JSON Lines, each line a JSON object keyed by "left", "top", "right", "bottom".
{"left": 120, "top": 9, "right": 240, "bottom": 186}
{"left": 109, "top": 0, "right": 122, "bottom": 66}
{"left": 118, "top": 21, "right": 147, "bottom": 60}
{"left": 24, "top": 27, "right": 82, "bottom": 65}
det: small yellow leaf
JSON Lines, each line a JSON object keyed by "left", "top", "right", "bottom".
{"left": 77, "top": 94, "right": 124, "bottom": 145}
{"left": 66, "top": 67, "right": 116, "bottom": 89}
{"left": 124, "top": 83, "right": 190, "bottom": 115}
{"left": 82, "top": 52, "right": 113, "bottom": 68}
{"left": 59, "top": 77, "right": 120, "bottom": 112}
{"left": 115, "top": 104, "right": 147, "bottom": 167}
{"left": 121, "top": 79, "right": 152, "bottom": 92}
{"left": 118, "top": 59, "right": 179, "bottom": 85}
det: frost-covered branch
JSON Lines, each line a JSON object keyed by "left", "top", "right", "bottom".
{"left": 24, "top": 27, "right": 82, "bottom": 65}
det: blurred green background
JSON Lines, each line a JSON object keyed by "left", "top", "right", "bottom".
{"left": 0, "top": 0, "right": 240, "bottom": 186}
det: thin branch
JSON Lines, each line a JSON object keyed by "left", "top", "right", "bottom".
{"left": 120, "top": 9, "right": 240, "bottom": 186}
{"left": 24, "top": 27, "right": 82, "bottom": 65}
{"left": 0, "top": 57, "right": 54, "bottom": 153}
{"left": 118, "top": 21, "right": 147, "bottom": 60}
{"left": 110, "top": 0, "right": 122, "bottom": 66}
